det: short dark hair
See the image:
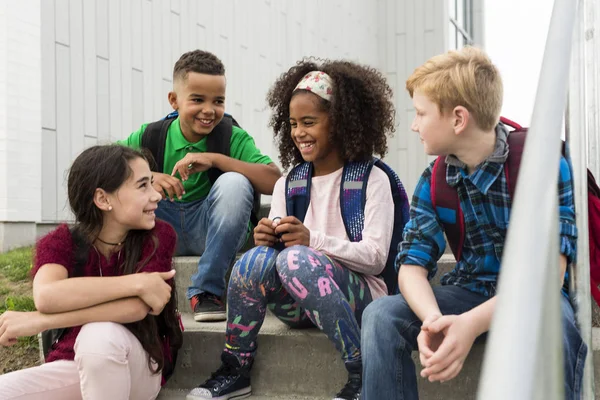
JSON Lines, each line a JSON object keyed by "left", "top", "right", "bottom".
{"left": 173, "top": 50, "right": 225, "bottom": 82}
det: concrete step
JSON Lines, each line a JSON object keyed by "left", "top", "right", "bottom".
{"left": 173, "top": 254, "right": 457, "bottom": 308}
{"left": 165, "top": 312, "right": 600, "bottom": 399}
{"left": 158, "top": 389, "right": 323, "bottom": 400}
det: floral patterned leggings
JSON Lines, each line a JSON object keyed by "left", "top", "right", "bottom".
{"left": 224, "top": 245, "right": 373, "bottom": 368}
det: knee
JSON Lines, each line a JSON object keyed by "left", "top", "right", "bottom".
{"left": 560, "top": 296, "right": 585, "bottom": 347}
{"left": 362, "top": 296, "right": 409, "bottom": 343}
{"left": 275, "top": 245, "right": 313, "bottom": 277}
{"left": 231, "top": 246, "right": 279, "bottom": 284}
{"left": 74, "top": 322, "right": 130, "bottom": 358}
{"left": 212, "top": 172, "right": 253, "bottom": 200}
{"left": 276, "top": 246, "right": 332, "bottom": 301}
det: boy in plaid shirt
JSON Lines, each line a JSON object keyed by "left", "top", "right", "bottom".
{"left": 361, "top": 47, "right": 586, "bottom": 400}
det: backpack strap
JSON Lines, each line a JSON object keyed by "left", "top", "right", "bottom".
{"left": 141, "top": 116, "right": 177, "bottom": 173}
{"left": 206, "top": 114, "right": 235, "bottom": 185}
{"left": 431, "top": 157, "right": 465, "bottom": 261}
{"left": 505, "top": 130, "right": 527, "bottom": 199}
{"left": 204, "top": 115, "right": 263, "bottom": 226}
{"left": 340, "top": 160, "right": 374, "bottom": 242}
{"left": 285, "top": 163, "right": 313, "bottom": 222}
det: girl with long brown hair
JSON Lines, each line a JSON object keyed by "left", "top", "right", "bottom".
{"left": 0, "top": 145, "right": 182, "bottom": 400}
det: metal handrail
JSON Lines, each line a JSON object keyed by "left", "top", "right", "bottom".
{"left": 477, "top": 0, "right": 579, "bottom": 398}
{"left": 568, "top": 0, "right": 596, "bottom": 397}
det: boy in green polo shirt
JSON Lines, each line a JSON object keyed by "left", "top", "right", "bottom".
{"left": 118, "top": 50, "right": 281, "bottom": 322}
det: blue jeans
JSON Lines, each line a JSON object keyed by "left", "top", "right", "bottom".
{"left": 155, "top": 172, "right": 254, "bottom": 299}
{"left": 361, "top": 285, "right": 587, "bottom": 400}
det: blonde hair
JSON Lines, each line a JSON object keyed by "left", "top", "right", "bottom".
{"left": 406, "top": 46, "right": 503, "bottom": 131}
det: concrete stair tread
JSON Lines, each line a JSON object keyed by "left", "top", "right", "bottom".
{"left": 158, "top": 389, "right": 325, "bottom": 400}
{"left": 181, "top": 311, "right": 323, "bottom": 337}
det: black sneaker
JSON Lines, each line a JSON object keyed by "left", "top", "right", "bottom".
{"left": 333, "top": 361, "right": 362, "bottom": 400}
{"left": 186, "top": 353, "right": 252, "bottom": 400}
{"left": 190, "top": 293, "right": 226, "bottom": 322}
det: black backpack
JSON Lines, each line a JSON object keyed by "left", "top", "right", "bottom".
{"left": 140, "top": 111, "right": 260, "bottom": 226}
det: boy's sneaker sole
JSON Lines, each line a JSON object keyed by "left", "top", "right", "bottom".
{"left": 186, "top": 386, "right": 252, "bottom": 400}
{"left": 193, "top": 310, "right": 227, "bottom": 322}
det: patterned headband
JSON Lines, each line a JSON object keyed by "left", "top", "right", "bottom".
{"left": 294, "top": 71, "right": 334, "bottom": 101}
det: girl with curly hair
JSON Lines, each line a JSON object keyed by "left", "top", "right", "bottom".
{"left": 187, "top": 59, "right": 397, "bottom": 400}
{"left": 0, "top": 145, "right": 182, "bottom": 400}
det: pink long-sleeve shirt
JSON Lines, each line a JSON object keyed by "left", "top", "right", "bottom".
{"left": 269, "top": 166, "right": 394, "bottom": 299}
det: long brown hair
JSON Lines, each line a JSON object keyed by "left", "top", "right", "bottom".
{"left": 67, "top": 145, "right": 182, "bottom": 373}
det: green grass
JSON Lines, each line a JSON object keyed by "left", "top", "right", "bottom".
{"left": 0, "top": 246, "right": 38, "bottom": 349}
{"left": 0, "top": 246, "right": 33, "bottom": 282}
{"left": 0, "top": 295, "right": 36, "bottom": 314}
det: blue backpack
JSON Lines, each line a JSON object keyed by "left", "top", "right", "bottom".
{"left": 285, "top": 158, "right": 410, "bottom": 294}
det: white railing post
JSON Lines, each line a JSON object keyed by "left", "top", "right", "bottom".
{"left": 477, "top": 0, "right": 579, "bottom": 398}
{"left": 568, "top": 0, "right": 596, "bottom": 397}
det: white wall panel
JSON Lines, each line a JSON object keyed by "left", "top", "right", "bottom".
{"left": 36, "top": 0, "right": 464, "bottom": 222}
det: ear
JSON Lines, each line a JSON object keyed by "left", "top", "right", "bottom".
{"left": 168, "top": 91, "right": 178, "bottom": 111}
{"left": 452, "top": 106, "right": 470, "bottom": 135}
{"left": 93, "top": 188, "right": 112, "bottom": 212}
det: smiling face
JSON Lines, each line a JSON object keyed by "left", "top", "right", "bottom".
{"left": 104, "top": 157, "right": 162, "bottom": 231}
{"left": 169, "top": 72, "right": 226, "bottom": 143}
{"left": 410, "top": 90, "right": 457, "bottom": 156}
{"left": 289, "top": 91, "right": 343, "bottom": 176}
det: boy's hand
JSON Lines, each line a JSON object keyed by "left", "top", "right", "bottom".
{"left": 0, "top": 311, "right": 48, "bottom": 346}
{"left": 171, "top": 153, "right": 214, "bottom": 181}
{"left": 416, "top": 313, "right": 442, "bottom": 366}
{"left": 419, "top": 314, "right": 478, "bottom": 383}
{"left": 275, "top": 216, "right": 310, "bottom": 247}
{"left": 253, "top": 218, "right": 278, "bottom": 247}
{"left": 152, "top": 172, "right": 185, "bottom": 201}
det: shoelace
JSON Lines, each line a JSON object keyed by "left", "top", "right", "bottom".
{"left": 335, "top": 374, "right": 361, "bottom": 400}
{"left": 203, "top": 363, "right": 236, "bottom": 389}
{"left": 205, "top": 293, "right": 224, "bottom": 306}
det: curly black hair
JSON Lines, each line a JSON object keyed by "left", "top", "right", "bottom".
{"left": 173, "top": 50, "right": 225, "bottom": 82}
{"left": 267, "top": 58, "right": 396, "bottom": 171}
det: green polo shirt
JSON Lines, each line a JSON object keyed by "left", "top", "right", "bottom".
{"left": 117, "top": 117, "right": 273, "bottom": 202}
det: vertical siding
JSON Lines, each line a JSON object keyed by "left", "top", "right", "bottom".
{"left": 38, "top": 0, "right": 454, "bottom": 223}
{"left": 40, "top": 0, "right": 56, "bottom": 222}
{"left": 384, "top": 0, "right": 446, "bottom": 196}
{"left": 1, "top": 1, "right": 42, "bottom": 222}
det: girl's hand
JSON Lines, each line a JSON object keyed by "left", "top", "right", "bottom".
{"left": 275, "top": 216, "right": 310, "bottom": 247}
{"left": 0, "top": 311, "right": 48, "bottom": 346}
{"left": 134, "top": 270, "right": 176, "bottom": 315}
{"left": 253, "top": 218, "right": 278, "bottom": 247}
{"left": 171, "top": 153, "right": 214, "bottom": 181}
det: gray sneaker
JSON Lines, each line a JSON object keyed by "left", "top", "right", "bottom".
{"left": 190, "top": 293, "right": 226, "bottom": 322}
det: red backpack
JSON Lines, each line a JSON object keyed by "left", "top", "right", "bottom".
{"left": 431, "top": 117, "right": 600, "bottom": 305}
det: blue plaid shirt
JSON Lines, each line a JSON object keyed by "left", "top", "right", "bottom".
{"left": 398, "top": 143, "right": 577, "bottom": 298}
